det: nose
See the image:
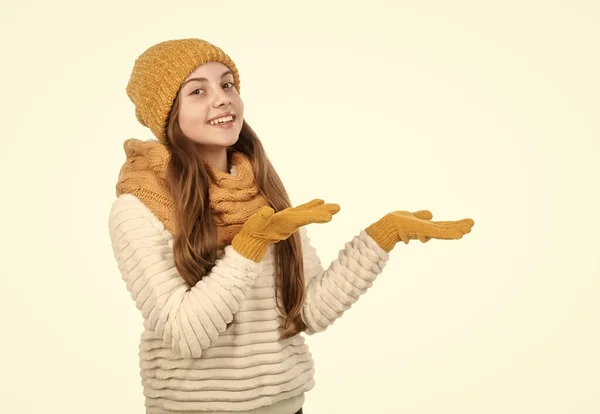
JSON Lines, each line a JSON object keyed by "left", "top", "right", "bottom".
{"left": 213, "top": 89, "right": 232, "bottom": 108}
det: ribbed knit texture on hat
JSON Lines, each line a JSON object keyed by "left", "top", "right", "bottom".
{"left": 126, "top": 38, "right": 241, "bottom": 145}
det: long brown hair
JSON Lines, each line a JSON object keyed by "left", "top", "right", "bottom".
{"left": 163, "top": 93, "right": 306, "bottom": 339}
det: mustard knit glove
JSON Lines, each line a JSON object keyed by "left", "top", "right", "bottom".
{"left": 365, "top": 210, "right": 474, "bottom": 253}
{"left": 232, "top": 199, "right": 341, "bottom": 262}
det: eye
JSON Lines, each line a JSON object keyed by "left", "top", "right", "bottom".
{"left": 190, "top": 88, "right": 204, "bottom": 95}
{"left": 223, "top": 81, "right": 234, "bottom": 89}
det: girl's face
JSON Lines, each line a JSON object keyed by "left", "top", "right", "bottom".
{"left": 177, "top": 62, "right": 244, "bottom": 150}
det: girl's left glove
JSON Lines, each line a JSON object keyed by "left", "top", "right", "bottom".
{"left": 365, "top": 210, "right": 474, "bottom": 253}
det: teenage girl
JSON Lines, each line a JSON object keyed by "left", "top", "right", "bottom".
{"left": 108, "top": 38, "right": 474, "bottom": 414}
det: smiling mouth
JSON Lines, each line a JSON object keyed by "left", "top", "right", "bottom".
{"left": 208, "top": 115, "right": 236, "bottom": 126}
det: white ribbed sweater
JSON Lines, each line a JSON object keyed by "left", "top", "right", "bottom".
{"left": 108, "top": 193, "right": 390, "bottom": 413}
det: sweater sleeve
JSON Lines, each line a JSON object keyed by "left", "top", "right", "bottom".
{"left": 108, "top": 193, "right": 263, "bottom": 359}
{"left": 299, "top": 226, "right": 390, "bottom": 335}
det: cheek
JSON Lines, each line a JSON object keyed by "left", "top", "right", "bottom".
{"left": 179, "top": 105, "right": 207, "bottom": 133}
{"left": 234, "top": 96, "right": 244, "bottom": 116}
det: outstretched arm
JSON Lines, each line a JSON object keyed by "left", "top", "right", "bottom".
{"left": 299, "top": 208, "right": 474, "bottom": 334}
{"left": 299, "top": 226, "right": 390, "bottom": 334}
{"left": 108, "top": 193, "right": 262, "bottom": 359}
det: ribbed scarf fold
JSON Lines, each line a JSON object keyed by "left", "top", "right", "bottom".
{"left": 115, "top": 138, "right": 270, "bottom": 246}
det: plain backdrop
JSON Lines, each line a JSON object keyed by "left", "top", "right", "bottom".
{"left": 1, "top": 1, "right": 598, "bottom": 413}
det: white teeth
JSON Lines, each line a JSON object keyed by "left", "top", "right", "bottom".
{"left": 210, "top": 115, "right": 234, "bottom": 125}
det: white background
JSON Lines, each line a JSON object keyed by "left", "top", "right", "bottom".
{"left": 1, "top": 1, "right": 599, "bottom": 413}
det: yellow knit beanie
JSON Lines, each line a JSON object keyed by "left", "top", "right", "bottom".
{"left": 126, "top": 38, "right": 241, "bottom": 145}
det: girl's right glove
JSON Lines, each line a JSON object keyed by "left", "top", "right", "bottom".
{"left": 365, "top": 210, "right": 474, "bottom": 253}
{"left": 232, "top": 199, "right": 340, "bottom": 262}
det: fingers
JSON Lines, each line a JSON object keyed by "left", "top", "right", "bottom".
{"left": 276, "top": 202, "right": 340, "bottom": 229}
{"left": 430, "top": 227, "right": 465, "bottom": 240}
{"left": 429, "top": 221, "right": 474, "bottom": 239}
{"left": 457, "top": 218, "right": 474, "bottom": 234}
{"left": 402, "top": 216, "right": 472, "bottom": 241}
{"left": 298, "top": 204, "right": 340, "bottom": 224}
{"left": 412, "top": 210, "right": 433, "bottom": 220}
{"left": 293, "top": 199, "right": 324, "bottom": 210}
{"left": 296, "top": 202, "right": 340, "bottom": 219}
{"left": 405, "top": 217, "right": 473, "bottom": 242}
{"left": 312, "top": 203, "right": 341, "bottom": 222}
{"left": 411, "top": 211, "right": 474, "bottom": 233}
{"left": 434, "top": 218, "right": 474, "bottom": 227}
{"left": 323, "top": 203, "right": 341, "bottom": 216}
{"left": 433, "top": 218, "right": 474, "bottom": 235}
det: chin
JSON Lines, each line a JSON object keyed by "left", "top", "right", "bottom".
{"left": 213, "top": 134, "right": 240, "bottom": 148}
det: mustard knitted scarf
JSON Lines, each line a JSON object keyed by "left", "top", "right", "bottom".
{"left": 115, "top": 139, "right": 270, "bottom": 246}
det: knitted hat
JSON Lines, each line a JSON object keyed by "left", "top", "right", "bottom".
{"left": 126, "top": 38, "right": 241, "bottom": 145}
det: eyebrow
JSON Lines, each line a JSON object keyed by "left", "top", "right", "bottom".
{"left": 181, "top": 70, "right": 233, "bottom": 87}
